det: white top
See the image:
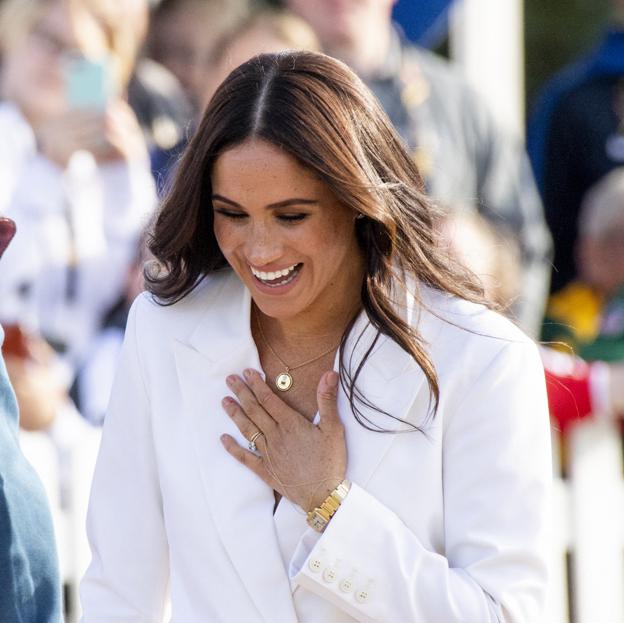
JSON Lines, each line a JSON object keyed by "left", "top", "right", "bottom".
{"left": 0, "top": 102, "right": 156, "bottom": 368}
{"left": 80, "top": 269, "right": 552, "bottom": 622}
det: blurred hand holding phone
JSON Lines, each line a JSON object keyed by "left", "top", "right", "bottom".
{"left": 35, "top": 55, "right": 145, "bottom": 165}
{"left": 64, "top": 55, "right": 113, "bottom": 110}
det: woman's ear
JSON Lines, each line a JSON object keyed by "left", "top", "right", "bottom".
{"left": 0, "top": 217, "right": 16, "bottom": 260}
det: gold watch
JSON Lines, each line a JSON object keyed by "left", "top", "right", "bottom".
{"left": 306, "top": 480, "right": 351, "bottom": 533}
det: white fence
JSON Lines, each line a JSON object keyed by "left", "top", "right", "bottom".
{"left": 547, "top": 420, "right": 624, "bottom": 623}
{"left": 20, "top": 419, "right": 624, "bottom": 623}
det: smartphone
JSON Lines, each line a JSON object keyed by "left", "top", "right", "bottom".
{"left": 64, "top": 56, "right": 112, "bottom": 110}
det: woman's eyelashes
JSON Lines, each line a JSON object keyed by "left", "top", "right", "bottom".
{"left": 276, "top": 213, "right": 308, "bottom": 223}
{"left": 214, "top": 208, "right": 247, "bottom": 219}
{"left": 213, "top": 207, "right": 309, "bottom": 223}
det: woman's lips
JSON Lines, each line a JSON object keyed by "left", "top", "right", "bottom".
{"left": 250, "top": 262, "right": 302, "bottom": 287}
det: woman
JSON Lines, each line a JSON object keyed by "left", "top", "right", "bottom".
{"left": 81, "top": 52, "right": 551, "bottom": 622}
{"left": 0, "top": 0, "right": 155, "bottom": 371}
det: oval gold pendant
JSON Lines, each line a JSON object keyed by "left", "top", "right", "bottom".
{"left": 275, "top": 372, "right": 293, "bottom": 392}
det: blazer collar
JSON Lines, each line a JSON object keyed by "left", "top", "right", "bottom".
{"left": 172, "top": 271, "right": 441, "bottom": 619}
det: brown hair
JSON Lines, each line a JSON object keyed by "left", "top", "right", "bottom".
{"left": 147, "top": 51, "right": 487, "bottom": 431}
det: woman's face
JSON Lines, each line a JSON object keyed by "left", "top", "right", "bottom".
{"left": 1, "top": 1, "right": 109, "bottom": 123}
{"left": 212, "top": 139, "right": 364, "bottom": 324}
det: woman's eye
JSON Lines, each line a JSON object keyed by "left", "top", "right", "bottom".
{"left": 214, "top": 209, "right": 247, "bottom": 220}
{"left": 277, "top": 213, "right": 308, "bottom": 223}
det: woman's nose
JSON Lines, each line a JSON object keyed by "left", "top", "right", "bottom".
{"left": 244, "top": 224, "right": 282, "bottom": 266}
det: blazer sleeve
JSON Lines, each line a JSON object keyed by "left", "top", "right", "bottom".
{"left": 80, "top": 297, "right": 169, "bottom": 622}
{"left": 290, "top": 340, "right": 551, "bottom": 622}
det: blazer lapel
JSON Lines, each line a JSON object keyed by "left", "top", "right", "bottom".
{"left": 172, "top": 274, "right": 298, "bottom": 623}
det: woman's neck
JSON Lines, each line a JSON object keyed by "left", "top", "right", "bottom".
{"left": 254, "top": 295, "right": 361, "bottom": 349}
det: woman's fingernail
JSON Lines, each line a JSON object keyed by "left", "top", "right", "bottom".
{"left": 326, "top": 371, "right": 339, "bottom": 389}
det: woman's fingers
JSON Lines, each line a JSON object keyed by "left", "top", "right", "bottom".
{"left": 221, "top": 396, "right": 267, "bottom": 448}
{"left": 225, "top": 371, "right": 286, "bottom": 429}
{"left": 220, "top": 434, "right": 275, "bottom": 486}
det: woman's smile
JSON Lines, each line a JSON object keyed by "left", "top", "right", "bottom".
{"left": 249, "top": 262, "right": 302, "bottom": 286}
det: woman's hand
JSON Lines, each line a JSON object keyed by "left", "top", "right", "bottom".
{"left": 220, "top": 369, "right": 347, "bottom": 512}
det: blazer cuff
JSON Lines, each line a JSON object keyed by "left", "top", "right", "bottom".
{"left": 288, "top": 482, "right": 381, "bottom": 622}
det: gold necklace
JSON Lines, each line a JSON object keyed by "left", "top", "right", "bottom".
{"left": 255, "top": 314, "right": 340, "bottom": 392}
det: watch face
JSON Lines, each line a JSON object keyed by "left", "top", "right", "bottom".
{"left": 309, "top": 513, "right": 327, "bottom": 532}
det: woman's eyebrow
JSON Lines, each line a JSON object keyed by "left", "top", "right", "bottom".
{"left": 211, "top": 194, "right": 242, "bottom": 208}
{"left": 211, "top": 194, "right": 319, "bottom": 209}
{"left": 267, "top": 198, "right": 318, "bottom": 209}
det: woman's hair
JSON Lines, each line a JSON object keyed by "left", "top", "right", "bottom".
{"left": 0, "top": 0, "right": 137, "bottom": 85}
{"left": 147, "top": 51, "right": 487, "bottom": 431}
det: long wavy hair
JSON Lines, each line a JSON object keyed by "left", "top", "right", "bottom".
{"left": 147, "top": 51, "right": 488, "bottom": 431}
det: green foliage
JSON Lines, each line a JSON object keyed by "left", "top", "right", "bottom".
{"left": 525, "top": 0, "right": 612, "bottom": 109}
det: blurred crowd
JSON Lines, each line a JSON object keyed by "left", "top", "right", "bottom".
{"left": 1, "top": 0, "right": 624, "bottom": 533}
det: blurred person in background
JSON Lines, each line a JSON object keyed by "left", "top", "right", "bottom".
{"left": 145, "top": 0, "right": 250, "bottom": 191}
{"left": 122, "top": 0, "right": 195, "bottom": 159}
{"left": 203, "top": 6, "right": 321, "bottom": 106}
{"left": 543, "top": 168, "right": 624, "bottom": 364}
{"left": 146, "top": 0, "right": 250, "bottom": 115}
{"left": 438, "top": 209, "right": 624, "bottom": 437}
{"left": 529, "top": 0, "right": 624, "bottom": 294}
{"left": 72, "top": 241, "right": 150, "bottom": 426}
{"left": 0, "top": 0, "right": 156, "bottom": 430}
{"left": 286, "top": 0, "right": 553, "bottom": 338}
{"left": 0, "top": 217, "right": 61, "bottom": 623}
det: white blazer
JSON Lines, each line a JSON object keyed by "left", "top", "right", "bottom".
{"left": 80, "top": 269, "right": 551, "bottom": 622}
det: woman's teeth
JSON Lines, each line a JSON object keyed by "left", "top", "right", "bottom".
{"left": 250, "top": 263, "right": 301, "bottom": 287}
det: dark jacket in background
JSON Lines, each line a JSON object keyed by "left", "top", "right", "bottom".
{"left": 528, "top": 28, "right": 624, "bottom": 292}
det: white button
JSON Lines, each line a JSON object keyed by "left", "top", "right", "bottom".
{"left": 339, "top": 578, "right": 354, "bottom": 593}
{"left": 308, "top": 558, "right": 322, "bottom": 573}
{"left": 355, "top": 589, "right": 369, "bottom": 603}
{"left": 323, "top": 567, "right": 337, "bottom": 583}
